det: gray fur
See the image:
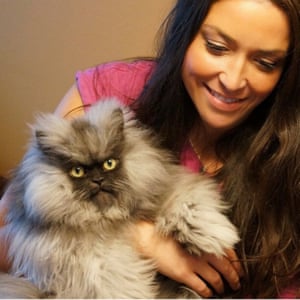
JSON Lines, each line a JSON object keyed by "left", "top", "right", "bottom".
{"left": 0, "top": 98, "right": 239, "bottom": 298}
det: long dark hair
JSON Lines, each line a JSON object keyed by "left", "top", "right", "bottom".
{"left": 133, "top": 0, "right": 300, "bottom": 297}
{"left": 222, "top": 0, "right": 300, "bottom": 297}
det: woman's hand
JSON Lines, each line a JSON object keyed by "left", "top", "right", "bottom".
{"left": 0, "top": 188, "right": 12, "bottom": 272}
{"left": 134, "top": 221, "right": 243, "bottom": 298}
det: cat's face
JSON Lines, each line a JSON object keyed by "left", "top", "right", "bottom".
{"left": 35, "top": 106, "right": 130, "bottom": 211}
{"left": 16, "top": 101, "right": 142, "bottom": 230}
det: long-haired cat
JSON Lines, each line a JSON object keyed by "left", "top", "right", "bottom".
{"left": 0, "top": 99, "right": 239, "bottom": 298}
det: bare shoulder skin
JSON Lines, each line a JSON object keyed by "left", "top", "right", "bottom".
{"left": 54, "top": 84, "right": 85, "bottom": 118}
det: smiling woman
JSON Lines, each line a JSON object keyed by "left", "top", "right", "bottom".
{"left": 1, "top": 0, "right": 300, "bottom": 298}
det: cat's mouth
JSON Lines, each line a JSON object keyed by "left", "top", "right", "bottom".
{"left": 89, "top": 187, "right": 118, "bottom": 206}
{"left": 99, "top": 187, "right": 116, "bottom": 195}
{"left": 83, "top": 181, "right": 119, "bottom": 208}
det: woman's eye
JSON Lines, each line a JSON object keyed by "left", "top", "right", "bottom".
{"left": 102, "top": 158, "right": 119, "bottom": 171}
{"left": 205, "top": 40, "right": 228, "bottom": 54}
{"left": 255, "top": 58, "right": 279, "bottom": 72}
{"left": 69, "top": 166, "right": 86, "bottom": 178}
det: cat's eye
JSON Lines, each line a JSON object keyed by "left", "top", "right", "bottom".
{"left": 69, "top": 166, "right": 86, "bottom": 178}
{"left": 102, "top": 159, "right": 118, "bottom": 171}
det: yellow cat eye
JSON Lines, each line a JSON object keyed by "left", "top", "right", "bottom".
{"left": 102, "top": 158, "right": 118, "bottom": 171}
{"left": 69, "top": 166, "right": 86, "bottom": 178}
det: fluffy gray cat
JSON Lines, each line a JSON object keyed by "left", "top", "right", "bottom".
{"left": 0, "top": 99, "right": 239, "bottom": 298}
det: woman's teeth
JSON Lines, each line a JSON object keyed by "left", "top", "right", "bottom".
{"left": 210, "top": 89, "right": 242, "bottom": 104}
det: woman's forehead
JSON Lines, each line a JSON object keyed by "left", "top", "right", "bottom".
{"left": 203, "top": 0, "right": 290, "bottom": 52}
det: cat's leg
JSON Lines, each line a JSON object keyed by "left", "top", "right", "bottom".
{"left": 89, "top": 240, "right": 159, "bottom": 299}
{"left": 155, "top": 172, "right": 239, "bottom": 257}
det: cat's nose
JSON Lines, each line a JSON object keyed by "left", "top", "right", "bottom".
{"left": 92, "top": 177, "right": 104, "bottom": 185}
{"left": 90, "top": 177, "right": 104, "bottom": 196}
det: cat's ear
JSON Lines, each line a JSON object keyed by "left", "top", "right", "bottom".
{"left": 109, "top": 107, "right": 125, "bottom": 135}
{"left": 87, "top": 99, "right": 125, "bottom": 138}
{"left": 34, "top": 128, "right": 53, "bottom": 155}
{"left": 32, "top": 113, "right": 71, "bottom": 156}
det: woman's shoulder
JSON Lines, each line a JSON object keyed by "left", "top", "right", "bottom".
{"left": 76, "top": 59, "right": 156, "bottom": 106}
{"left": 97, "top": 59, "right": 155, "bottom": 72}
{"left": 81, "top": 59, "right": 155, "bottom": 79}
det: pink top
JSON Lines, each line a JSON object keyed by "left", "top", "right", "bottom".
{"left": 76, "top": 60, "right": 153, "bottom": 107}
{"left": 75, "top": 60, "right": 297, "bottom": 298}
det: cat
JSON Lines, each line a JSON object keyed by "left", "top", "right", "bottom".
{"left": 0, "top": 98, "right": 239, "bottom": 298}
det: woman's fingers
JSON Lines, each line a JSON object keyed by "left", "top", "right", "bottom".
{"left": 188, "top": 255, "right": 225, "bottom": 296}
{"left": 0, "top": 226, "right": 10, "bottom": 272}
{"left": 0, "top": 187, "right": 11, "bottom": 227}
{"left": 180, "top": 271, "right": 215, "bottom": 298}
{"left": 172, "top": 251, "right": 240, "bottom": 297}
{"left": 195, "top": 253, "right": 241, "bottom": 294}
{"left": 0, "top": 187, "right": 13, "bottom": 272}
{"left": 224, "top": 248, "right": 244, "bottom": 277}
{"left": 178, "top": 250, "right": 243, "bottom": 297}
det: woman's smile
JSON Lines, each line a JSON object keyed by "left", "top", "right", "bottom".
{"left": 205, "top": 83, "right": 246, "bottom": 104}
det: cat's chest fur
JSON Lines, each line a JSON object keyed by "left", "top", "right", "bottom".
{"left": 10, "top": 222, "right": 157, "bottom": 298}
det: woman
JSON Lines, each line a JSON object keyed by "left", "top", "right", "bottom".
{"left": 1, "top": 0, "right": 300, "bottom": 297}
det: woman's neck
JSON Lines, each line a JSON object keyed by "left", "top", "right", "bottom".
{"left": 189, "top": 123, "right": 224, "bottom": 175}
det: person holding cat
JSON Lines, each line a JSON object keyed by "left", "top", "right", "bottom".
{"left": 1, "top": 0, "right": 300, "bottom": 298}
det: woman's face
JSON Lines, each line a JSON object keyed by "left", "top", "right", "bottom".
{"left": 182, "top": 0, "right": 290, "bottom": 134}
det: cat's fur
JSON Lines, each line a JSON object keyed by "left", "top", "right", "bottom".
{"left": 0, "top": 99, "right": 239, "bottom": 298}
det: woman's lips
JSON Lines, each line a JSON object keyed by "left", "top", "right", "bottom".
{"left": 206, "top": 85, "right": 246, "bottom": 104}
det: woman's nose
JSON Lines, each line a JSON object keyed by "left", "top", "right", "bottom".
{"left": 219, "top": 57, "right": 247, "bottom": 92}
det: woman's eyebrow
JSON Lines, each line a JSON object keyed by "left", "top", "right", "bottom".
{"left": 255, "top": 49, "right": 288, "bottom": 58}
{"left": 202, "top": 24, "right": 235, "bottom": 44}
{"left": 202, "top": 24, "right": 288, "bottom": 56}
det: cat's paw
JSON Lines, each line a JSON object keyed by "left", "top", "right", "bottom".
{"left": 156, "top": 176, "right": 239, "bottom": 257}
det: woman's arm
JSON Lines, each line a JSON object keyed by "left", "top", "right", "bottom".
{"left": 54, "top": 84, "right": 85, "bottom": 118}
{"left": 0, "top": 187, "right": 12, "bottom": 272}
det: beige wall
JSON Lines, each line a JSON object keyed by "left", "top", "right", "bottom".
{"left": 0, "top": 0, "right": 174, "bottom": 175}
